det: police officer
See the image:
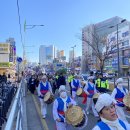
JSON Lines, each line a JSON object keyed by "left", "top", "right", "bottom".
{"left": 95, "top": 73, "right": 109, "bottom": 93}
{"left": 67, "top": 72, "right": 74, "bottom": 96}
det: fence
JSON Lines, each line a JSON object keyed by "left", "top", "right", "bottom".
{"left": 0, "top": 82, "right": 17, "bottom": 130}
{"left": 5, "top": 79, "right": 26, "bottom": 130}
{"left": 109, "top": 77, "right": 130, "bottom": 91}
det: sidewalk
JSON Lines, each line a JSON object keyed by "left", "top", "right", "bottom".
{"left": 26, "top": 92, "right": 44, "bottom": 130}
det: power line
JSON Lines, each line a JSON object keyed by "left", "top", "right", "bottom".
{"left": 16, "top": 0, "right": 24, "bottom": 48}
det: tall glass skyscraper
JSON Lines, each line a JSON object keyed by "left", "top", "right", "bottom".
{"left": 39, "top": 45, "right": 56, "bottom": 65}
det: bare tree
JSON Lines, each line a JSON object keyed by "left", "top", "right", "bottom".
{"left": 81, "top": 25, "right": 115, "bottom": 73}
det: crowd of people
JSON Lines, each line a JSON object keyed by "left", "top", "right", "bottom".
{"left": 25, "top": 71, "right": 130, "bottom": 130}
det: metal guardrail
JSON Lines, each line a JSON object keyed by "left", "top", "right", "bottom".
{"left": 109, "top": 77, "right": 130, "bottom": 91}
{"left": 0, "top": 82, "right": 17, "bottom": 130}
{"left": 5, "top": 79, "right": 26, "bottom": 130}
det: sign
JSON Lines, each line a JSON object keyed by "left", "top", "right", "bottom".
{"left": 57, "top": 63, "right": 62, "bottom": 67}
{"left": 61, "top": 56, "right": 66, "bottom": 60}
{"left": 0, "top": 62, "right": 10, "bottom": 68}
{"left": 0, "top": 43, "right": 10, "bottom": 54}
{"left": 17, "top": 57, "right": 22, "bottom": 63}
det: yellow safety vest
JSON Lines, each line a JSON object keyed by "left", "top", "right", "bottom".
{"left": 56, "top": 75, "right": 59, "bottom": 79}
{"left": 68, "top": 75, "right": 73, "bottom": 83}
{"left": 96, "top": 78, "right": 109, "bottom": 89}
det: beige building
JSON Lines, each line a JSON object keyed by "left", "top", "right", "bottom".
{"left": 0, "top": 40, "right": 16, "bottom": 76}
{"left": 81, "top": 16, "right": 129, "bottom": 75}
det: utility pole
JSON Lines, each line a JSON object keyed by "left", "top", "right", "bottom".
{"left": 109, "top": 19, "right": 126, "bottom": 77}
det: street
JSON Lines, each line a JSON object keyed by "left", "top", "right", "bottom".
{"left": 23, "top": 80, "right": 127, "bottom": 130}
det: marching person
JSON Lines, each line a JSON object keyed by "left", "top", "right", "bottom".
{"left": 67, "top": 72, "right": 74, "bottom": 96}
{"left": 71, "top": 74, "right": 82, "bottom": 102}
{"left": 84, "top": 76, "right": 99, "bottom": 117}
{"left": 53, "top": 85, "right": 76, "bottom": 130}
{"left": 111, "top": 78, "right": 129, "bottom": 122}
{"left": 92, "top": 93, "right": 130, "bottom": 130}
{"left": 28, "top": 74, "right": 36, "bottom": 94}
{"left": 37, "top": 75, "right": 53, "bottom": 119}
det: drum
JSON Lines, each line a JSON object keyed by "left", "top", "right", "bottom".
{"left": 76, "top": 88, "right": 83, "bottom": 97}
{"left": 123, "top": 94, "right": 130, "bottom": 111}
{"left": 93, "top": 93, "right": 101, "bottom": 99}
{"left": 44, "top": 91, "right": 54, "bottom": 104}
{"left": 81, "top": 81, "right": 86, "bottom": 87}
{"left": 93, "top": 93, "right": 101, "bottom": 105}
{"left": 65, "top": 106, "right": 87, "bottom": 128}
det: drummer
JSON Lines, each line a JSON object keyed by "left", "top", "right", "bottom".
{"left": 84, "top": 76, "right": 99, "bottom": 117}
{"left": 71, "top": 74, "right": 82, "bottom": 101}
{"left": 111, "top": 78, "right": 129, "bottom": 122}
{"left": 37, "top": 75, "right": 53, "bottom": 119}
{"left": 53, "top": 85, "right": 76, "bottom": 130}
{"left": 92, "top": 93, "right": 130, "bottom": 130}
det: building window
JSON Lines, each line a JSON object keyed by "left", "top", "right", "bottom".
{"left": 123, "top": 57, "right": 129, "bottom": 65}
{"left": 122, "top": 40, "right": 129, "bottom": 46}
{"left": 122, "top": 31, "right": 129, "bottom": 37}
{"left": 110, "top": 37, "right": 116, "bottom": 41}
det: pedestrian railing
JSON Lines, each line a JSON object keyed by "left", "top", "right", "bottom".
{"left": 5, "top": 79, "right": 26, "bottom": 130}
{"left": 109, "top": 77, "right": 130, "bottom": 91}
{"left": 0, "top": 82, "right": 17, "bottom": 130}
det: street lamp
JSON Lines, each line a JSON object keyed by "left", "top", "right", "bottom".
{"left": 23, "top": 22, "right": 44, "bottom": 69}
{"left": 109, "top": 19, "right": 126, "bottom": 77}
{"left": 71, "top": 45, "right": 76, "bottom": 72}
{"left": 25, "top": 24, "right": 44, "bottom": 29}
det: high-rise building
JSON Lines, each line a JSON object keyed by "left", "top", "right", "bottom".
{"left": 82, "top": 16, "right": 130, "bottom": 75}
{"left": 69, "top": 50, "right": 76, "bottom": 63}
{"left": 39, "top": 45, "right": 56, "bottom": 65}
{"left": 6, "top": 38, "right": 16, "bottom": 63}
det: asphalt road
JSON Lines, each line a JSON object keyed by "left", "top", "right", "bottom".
{"left": 26, "top": 82, "right": 130, "bottom": 130}
{"left": 32, "top": 90, "right": 99, "bottom": 130}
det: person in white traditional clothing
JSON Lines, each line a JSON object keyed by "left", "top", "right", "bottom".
{"left": 111, "top": 78, "right": 129, "bottom": 122}
{"left": 84, "top": 76, "right": 99, "bottom": 117}
{"left": 53, "top": 85, "right": 76, "bottom": 130}
{"left": 92, "top": 93, "right": 130, "bottom": 130}
{"left": 71, "top": 74, "right": 82, "bottom": 101}
{"left": 37, "top": 75, "right": 53, "bottom": 119}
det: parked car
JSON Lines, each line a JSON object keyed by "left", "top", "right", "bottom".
{"left": 107, "top": 73, "right": 115, "bottom": 79}
{"left": 103, "top": 73, "right": 109, "bottom": 78}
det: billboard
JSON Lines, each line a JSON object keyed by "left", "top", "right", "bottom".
{"left": 0, "top": 43, "right": 10, "bottom": 54}
{"left": 0, "top": 62, "right": 10, "bottom": 68}
{"left": 0, "top": 54, "right": 9, "bottom": 62}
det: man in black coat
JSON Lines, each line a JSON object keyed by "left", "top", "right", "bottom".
{"left": 57, "top": 73, "right": 66, "bottom": 89}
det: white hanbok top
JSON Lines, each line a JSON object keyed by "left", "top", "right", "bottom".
{"left": 37, "top": 81, "right": 52, "bottom": 96}
{"left": 92, "top": 118, "right": 130, "bottom": 130}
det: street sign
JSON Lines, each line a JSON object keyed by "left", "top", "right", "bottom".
{"left": 57, "top": 63, "right": 62, "bottom": 67}
{"left": 17, "top": 57, "right": 22, "bottom": 63}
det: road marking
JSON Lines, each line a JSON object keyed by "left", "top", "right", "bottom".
{"left": 32, "top": 94, "right": 49, "bottom": 130}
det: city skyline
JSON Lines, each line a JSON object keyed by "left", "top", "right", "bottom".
{"left": 1, "top": 0, "right": 130, "bottom": 62}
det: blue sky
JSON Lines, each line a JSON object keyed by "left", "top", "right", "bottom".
{"left": 0, "top": 0, "right": 130, "bottom": 62}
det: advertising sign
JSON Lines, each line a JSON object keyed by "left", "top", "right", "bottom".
{"left": 0, "top": 62, "right": 10, "bottom": 68}
{"left": 0, "top": 43, "right": 10, "bottom": 54}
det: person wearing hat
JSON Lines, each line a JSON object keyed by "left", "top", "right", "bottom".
{"left": 92, "top": 93, "right": 130, "bottom": 130}
{"left": 71, "top": 74, "right": 82, "bottom": 101}
{"left": 95, "top": 73, "right": 109, "bottom": 93}
{"left": 37, "top": 75, "right": 53, "bottom": 119}
{"left": 111, "top": 78, "right": 129, "bottom": 122}
{"left": 53, "top": 85, "right": 76, "bottom": 130}
{"left": 84, "top": 76, "right": 99, "bottom": 117}
{"left": 67, "top": 72, "right": 74, "bottom": 96}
